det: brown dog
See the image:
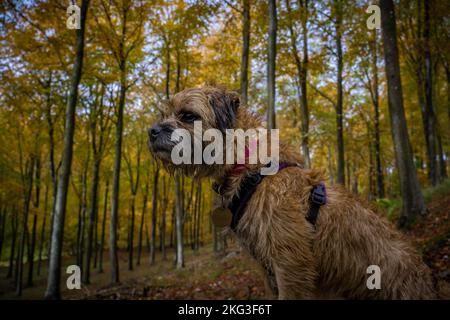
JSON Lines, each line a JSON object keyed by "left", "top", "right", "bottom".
{"left": 148, "top": 86, "right": 436, "bottom": 299}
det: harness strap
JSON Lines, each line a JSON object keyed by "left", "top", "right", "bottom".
{"left": 214, "top": 163, "right": 327, "bottom": 230}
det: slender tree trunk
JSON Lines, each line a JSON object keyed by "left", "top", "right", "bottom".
{"left": 175, "top": 174, "right": 184, "bottom": 268}
{"left": 16, "top": 157, "right": 35, "bottom": 296}
{"left": 76, "top": 191, "right": 83, "bottom": 267}
{"left": 110, "top": 69, "right": 126, "bottom": 284}
{"left": 240, "top": 0, "right": 250, "bottom": 106}
{"left": 160, "top": 177, "right": 167, "bottom": 260}
{"left": 37, "top": 179, "right": 49, "bottom": 275}
{"left": 368, "top": 133, "right": 375, "bottom": 200}
{"left": 93, "top": 207, "right": 98, "bottom": 269}
{"left": 128, "top": 195, "right": 136, "bottom": 270}
{"left": 7, "top": 209, "right": 18, "bottom": 278}
{"left": 170, "top": 207, "right": 174, "bottom": 249}
{"left": 26, "top": 156, "right": 40, "bottom": 287}
{"left": 371, "top": 32, "right": 385, "bottom": 198}
{"left": 137, "top": 176, "right": 149, "bottom": 266}
{"left": 194, "top": 183, "right": 202, "bottom": 251}
{"left": 83, "top": 158, "right": 101, "bottom": 284}
{"left": 28, "top": 158, "right": 40, "bottom": 285}
{"left": 150, "top": 167, "right": 159, "bottom": 265}
{"left": 175, "top": 43, "right": 181, "bottom": 93}
{"left": 98, "top": 178, "right": 109, "bottom": 273}
{"left": 44, "top": 71, "right": 58, "bottom": 266}
{"left": 380, "top": 0, "right": 426, "bottom": 228}
{"left": 165, "top": 37, "right": 171, "bottom": 99}
{"left": 300, "top": 0, "right": 310, "bottom": 167}
{"left": 0, "top": 207, "right": 5, "bottom": 261}
{"left": 267, "top": 0, "right": 277, "bottom": 129}
{"left": 335, "top": 0, "right": 345, "bottom": 185}
{"left": 76, "top": 156, "right": 89, "bottom": 271}
{"left": 44, "top": 0, "right": 89, "bottom": 300}
{"left": 423, "top": 0, "right": 438, "bottom": 186}
{"left": 27, "top": 212, "right": 37, "bottom": 287}
{"left": 285, "top": 0, "right": 310, "bottom": 167}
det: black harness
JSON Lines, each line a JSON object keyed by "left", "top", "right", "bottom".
{"left": 213, "top": 163, "right": 327, "bottom": 231}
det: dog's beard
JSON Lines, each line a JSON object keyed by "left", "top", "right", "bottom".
{"left": 148, "top": 126, "right": 226, "bottom": 178}
{"left": 148, "top": 134, "right": 177, "bottom": 163}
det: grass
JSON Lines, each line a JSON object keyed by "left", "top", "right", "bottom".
{"left": 423, "top": 179, "right": 450, "bottom": 204}
{"left": 376, "top": 179, "right": 450, "bottom": 221}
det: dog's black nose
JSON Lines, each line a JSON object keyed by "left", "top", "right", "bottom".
{"left": 149, "top": 125, "right": 162, "bottom": 141}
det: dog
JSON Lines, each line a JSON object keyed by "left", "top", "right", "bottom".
{"left": 148, "top": 86, "right": 436, "bottom": 299}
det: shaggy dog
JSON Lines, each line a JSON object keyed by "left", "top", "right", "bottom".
{"left": 148, "top": 86, "right": 436, "bottom": 299}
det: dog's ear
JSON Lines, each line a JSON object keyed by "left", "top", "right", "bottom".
{"left": 208, "top": 89, "right": 240, "bottom": 132}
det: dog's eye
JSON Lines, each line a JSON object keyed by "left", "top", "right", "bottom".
{"left": 180, "top": 112, "right": 199, "bottom": 123}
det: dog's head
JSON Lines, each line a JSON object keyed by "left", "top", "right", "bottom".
{"left": 148, "top": 86, "right": 240, "bottom": 177}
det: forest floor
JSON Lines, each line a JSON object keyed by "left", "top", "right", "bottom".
{"left": 1, "top": 183, "right": 449, "bottom": 300}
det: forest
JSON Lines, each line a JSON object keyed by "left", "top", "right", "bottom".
{"left": 0, "top": 0, "right": 449, "bottom": 300}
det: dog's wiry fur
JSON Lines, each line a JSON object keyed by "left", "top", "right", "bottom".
{"left": 149, "top": 86, "right": 436, "bottom": 299}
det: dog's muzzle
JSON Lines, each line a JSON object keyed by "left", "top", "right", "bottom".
{"left": 148, "top": 123, "right": 175, "bottom": 154}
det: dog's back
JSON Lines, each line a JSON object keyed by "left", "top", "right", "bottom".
{"left": 315, "top": 185, "right": 436, "bottom": 299}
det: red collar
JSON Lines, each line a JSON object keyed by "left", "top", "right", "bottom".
{"left": 228, "top": 145, "right": 251, "bottom": 176}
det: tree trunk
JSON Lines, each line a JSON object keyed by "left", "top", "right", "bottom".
{"left": 267, "top": 0, "right": 277, "bottom": 129}
{"left": 240, "top": 0, "right": 250, "bottom": 105}
{"left": 0, "top": 207, "right": 5, "bottom": 261}
{"left": 45, "top": 0, "right": 89, "bottom": 299}
{"left": 335, "top": 0, "right": 345, "bottom": 185}
{"left": 83, "top": 158, "right": 101, "bottom": 284}
{"left": 26, "top": 155, "right": 40, "bottom": 287}
{"left": 93, "top": 208, "right": 98, "bottom": 269}
{"left": 160, "top": 177, "right": 168, "bottom": 260}
{"left": 7, "top": 209, "right": 18, "bottom": 278}
{"left": 194, "top": 183, "right": 202, "bottom": 251}
{"left": 128, "top": 195, "right": 136, "bottom": 270}
{"left": 98, "top": 178, "right": 109, "bottom": 273}
{"left": 175, "top": 174, "right": 184, "bottom": 268}
{"left": 137, "top": 175, "right": 149, "bottom": 266}
{"left": 380, "top": 0, "right": 426, "bottom": 228}
{"left": 37, "top": 178, "right": 49, "bottom": 275}
{"left": 76, "top": 156, "right": 89, "bottom": 272}
{"left": 370, "top": 33, "right": 385, "bottom": 198}
{"left": 150, "top": 167, "right": 159, "bottom": 265}
{"left": 16, "top": 157, "right": 35, "bottom": 296}
{"left": 44, "top": 0, "right": 89, "bottom": 299}
{"left": 110, "top": 68, "right": 126, "bottom": 284}
{"left": 44, "top": 71, "right": 58, "bottom": 266}
{"left": 423, "top": 0, "right": 438, "bottom": 186}
{"left": 286, "top": 0, "right": 310, "bottom": 168}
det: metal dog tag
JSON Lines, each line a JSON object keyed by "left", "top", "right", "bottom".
{"left": 211, "top": 207, "right": 232, "bottom": 228}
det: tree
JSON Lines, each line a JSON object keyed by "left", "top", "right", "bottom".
{"left": 98, "top": 177, "right": 109, "bottom": 273}
{"left": 123, "top": 134, "right": 143, "bottom": 271}
{"left": 285, "top": 0, "right": 310, "bottom": 167}
{"left": 150, "top": 166, "right": 160, "bottom": 265}
{"left": 267, "top": 0, "right": 277, "bottom": 130}
{"left": 44, "top": 0, "right": 89, "bottom": 300}
{"left": 240, "top": 0, "right": 250, "bottom": 106}
{"left": 380, "top": 0, "right": 426, "bottom": 227}
{"left": 334, "top": 0, "right": 345, "bottom": 185}
{"left": 83, "top": 83, "right": 112, "bottom": 284}
{"left": 93, "top": 0, "right": 147, "bottom": 284}
{"left": 423, "top": 0, "right": 438, "bottom": 186}
{"left": 175, "top": 174, "right": 184, "bottom": 268}
{"left": 15, "top": 156, "right": 35, "bottom": 296}
{"left": 27, "top": 155, "right": 41, "bottom": 286}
